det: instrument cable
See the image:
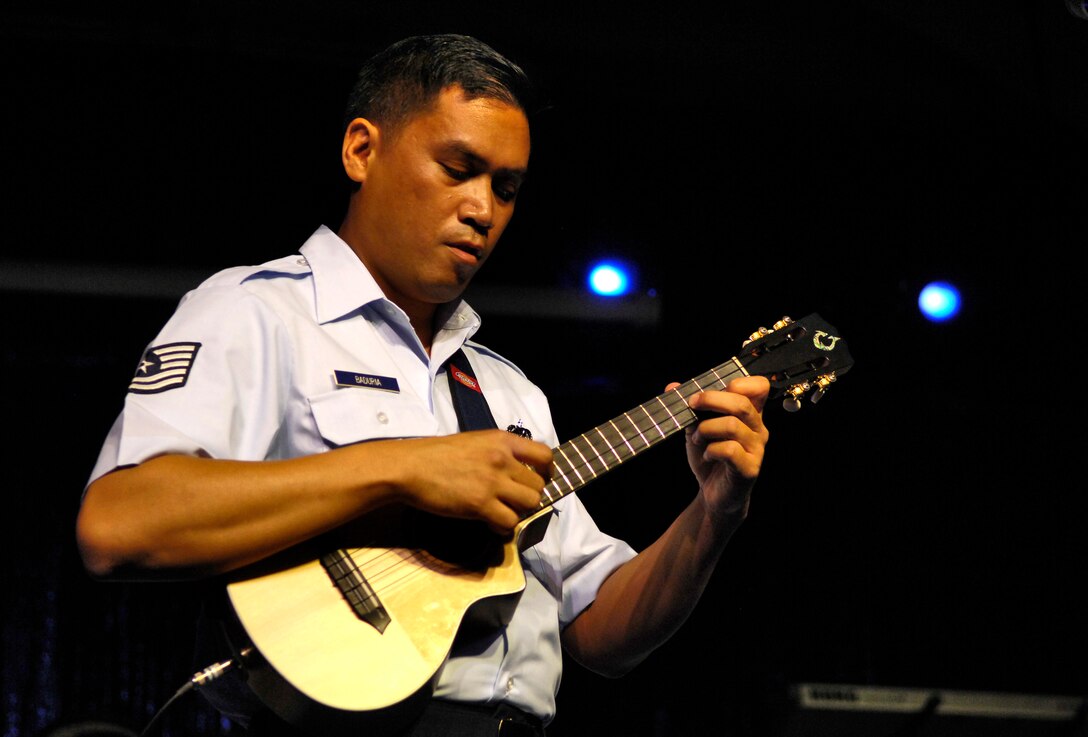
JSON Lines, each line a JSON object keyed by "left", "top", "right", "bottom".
{"left": 137, "top": 654, "right": 246, "bottom": 737}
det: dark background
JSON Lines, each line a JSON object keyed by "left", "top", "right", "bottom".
{"left": 4, "top": 2, "right": 1088, "bottom": 736}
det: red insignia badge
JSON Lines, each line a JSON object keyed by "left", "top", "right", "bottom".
{"left": 449, "top": 365, "right": 482, "bottom": 393}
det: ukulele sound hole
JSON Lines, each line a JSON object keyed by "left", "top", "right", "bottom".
{"left": 404, "top": 511, "right": 507, "bottom": 571}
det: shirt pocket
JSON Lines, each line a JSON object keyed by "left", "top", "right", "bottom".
{"left": 307, "top": 388, "right": 438, "bottom": 446}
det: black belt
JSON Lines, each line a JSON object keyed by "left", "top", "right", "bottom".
{"left": 404, "top": 699, "right": 546, "bottom": 737}
{"left": 247, "top": 699, "right": 546, "bottom": 737}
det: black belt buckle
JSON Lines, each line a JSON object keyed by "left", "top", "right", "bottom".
{"left": 497, "top": 716, "right": 539, "bottom": 737}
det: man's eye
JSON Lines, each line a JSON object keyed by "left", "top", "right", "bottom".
{"left": 494, "top": 176, "right": 521, "bottom": 203}
{"left": 441, "top": 163, "right": 471, "bottom": 181}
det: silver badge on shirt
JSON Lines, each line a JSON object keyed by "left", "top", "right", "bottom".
{"left": 334, "top": 370, "right": 401, "bottom": 393}
{"left": 128, "top": 342, "right": 202, "bottom": 394}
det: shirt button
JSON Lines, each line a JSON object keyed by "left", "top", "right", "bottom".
{"left": 296, "top": 257, "right": 306, "bottom": 266}
{"left": 376, "top": 411, "right": 389, "bottom": 424}
{"left": 505, "top": 678, "right": 515, "bottom": 692}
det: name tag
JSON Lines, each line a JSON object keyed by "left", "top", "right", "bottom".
{"left": 334, "top": 370, "right": 400, "bottom": 393}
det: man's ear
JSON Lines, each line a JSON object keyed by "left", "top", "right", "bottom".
{"left": 342, "top": 118, "right": 379, "bottom": 185}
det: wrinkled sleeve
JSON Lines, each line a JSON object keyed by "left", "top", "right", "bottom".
{"left": 86, "top": 286, "right": 292, "bottom": 488}
{"left": 480, "top": 358, "right": 639, "bottom": 629}
{"left": 546, "top": 494, "right": 637, "bottom": 628}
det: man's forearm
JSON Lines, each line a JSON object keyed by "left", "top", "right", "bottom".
{"left": 76, "top": 430, "right": 553, "bottom": 581}
{"left": 75, "top": 448, "right": 404, "bottom": 580}
{"left": 561, "top": 493, "right": 745, "bottom": 677}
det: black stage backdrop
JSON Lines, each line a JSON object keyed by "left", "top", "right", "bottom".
{"left": 4, "top": 2, "right": 1088, "bottom": 736}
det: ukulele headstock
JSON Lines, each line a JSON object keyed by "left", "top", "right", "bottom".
{"left": 739, "top": 314, "right": 854, "bottom": 411}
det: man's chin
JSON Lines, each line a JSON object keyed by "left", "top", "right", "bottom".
{"left": 423, "top": 280, "right": 473, "bottom": 306}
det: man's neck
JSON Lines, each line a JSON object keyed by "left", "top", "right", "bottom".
{"left": 406, "top": 307, "right": 437, "bottom": 356}
{"left": 335, "top": 228, "right": 435, "bottom": 354}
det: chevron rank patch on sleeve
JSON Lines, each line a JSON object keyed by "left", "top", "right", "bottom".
{"left": 128, "top": 342, "right": 202, "bottom": 394}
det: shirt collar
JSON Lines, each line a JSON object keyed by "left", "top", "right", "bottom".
{"left": 436, "top": 298, "right": 482, "bottom": 334}
{"left": 299, "top": 225, "right": 482, "bottom": 339}
{"left": 300, "top": 225, "right": 390, "bottom": 324}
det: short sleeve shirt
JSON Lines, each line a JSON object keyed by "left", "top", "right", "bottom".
{"left": 87, "top": 226, "right": 636, "bottom": 723}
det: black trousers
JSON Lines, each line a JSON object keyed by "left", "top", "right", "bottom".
{"left": 247, "top": 700, "right": 546, "bottom": 737}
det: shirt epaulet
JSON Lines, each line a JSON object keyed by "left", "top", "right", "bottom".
{"left": 195, "top": 255, "right": 312, "bottom": 290}
{"left": 463, "top": 339, "right": 528, "bottom": 379}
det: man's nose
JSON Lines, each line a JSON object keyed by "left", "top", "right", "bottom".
{"left": 459, "top": 180, "right": 494, "bottom": 234}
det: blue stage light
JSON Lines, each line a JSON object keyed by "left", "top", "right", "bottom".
{"left": 918, "top": 281, "right": 961, "bottom": 322}
{"left": 588, "top": 262, "right": 632, "bottom": 297}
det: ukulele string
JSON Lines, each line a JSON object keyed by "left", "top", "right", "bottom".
{"left": 329, "top": 365, "right": 742, "bottom": 600}
{"left": 344, "top": 546, "right": 432, "bottom": 592}
{"left": 543, "top": 365, "right": 740, "bottom": 502}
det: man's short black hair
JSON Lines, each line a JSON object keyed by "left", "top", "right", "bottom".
{"left": 343, "top": 34, "right": 536, "bottom": 135}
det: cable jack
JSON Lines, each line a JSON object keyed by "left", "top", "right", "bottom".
{"left": 138, "top": 647, "right": 252, "bottom": 737}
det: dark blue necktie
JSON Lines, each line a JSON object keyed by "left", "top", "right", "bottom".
{"left": 445, "top": 348, "right": 498, "bottom": 431}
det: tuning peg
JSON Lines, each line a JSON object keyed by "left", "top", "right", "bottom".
{"left": 809, "top": 373, "right": 837, "bottom": 404}
{"left": 782, "top": 382, "right": 809, "bottom": 412}
{"left": 743, "top": 317, "right": 797, "bottom": 347}
{"left": 782, "top": 373, "right": 839, "bottom": 411}
{"left": 742, "top": 326, "right": 772, "bottom": 348}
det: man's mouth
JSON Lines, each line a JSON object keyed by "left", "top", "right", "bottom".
{"left": 447, "top": 242, "right": 484, "bottom": 262}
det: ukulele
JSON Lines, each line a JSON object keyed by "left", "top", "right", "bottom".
{"left": 217, "top": 313, "right": 854, "bottom": 734}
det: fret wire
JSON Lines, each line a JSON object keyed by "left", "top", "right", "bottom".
{"left": 656, "top": 389, "right": 694, "bottom": 425}
{"left": 552, "top": 467, "right": 576, "bottom": 494}
{"left": 551, "top": 455, "right": 577, "bottom": 493}
{"left": 567, "top": 437, "right": 599, "bottom": 479}
{"left": 637, "top": 404, "right": 665, "bottom": 441}
{"left": 667, "top": 388, "right": 697, "bottom": 425}
{"left": 657, "top": 385, "right": 691, "bottom": 413}
{"left": 594, "top": 426, "right": 624, "bottom": 465}
{"left": 534, "top": 474, "right": 573, "bottom": 512}
{"left": 673, "top": 379, "right": 693, "bottom": 405}
{"left": 643, "top": 401, "right": 682, "bottom": 439}
{"left": 608, "top": 419, "right": 637, "bottom": 456}
{"left": 541, "top": 482, "right": 560, "bottom": 506}
{"left": 653, "top": 395, "right": 682, "bottom": 431}
{"left": 661, "top": 386, "right": 689, "bottom": 406}
{"left": 707, "top": 361, "right": 746, "bottom": 388}
{"left": 537, "top": 471, "right": 571, "bottom": 511}
{"left": 624, "top": 397, "right": 680, "bottom": 443}
{"left": 555, "top": 445, "right": 587, "bottom": 486}
{"left": 543, "top": 407, "right": 684, "bottom": 507}
{"left": 603, "top": 403, "right": 682, "bottom": 462}
{"left": 532, "top": 358, "right": 751, "bottom": 508}
{"left": 622, "top": 411, "right": 651, "bottom": 448}
{"left": 630, "top": 385, "right": 704, "bottom": 439}
{"left": 536, "top": 443, "right": 591, "bottom": 510}
{"left": 687, "top": 361, "right": 742, "bottom": 394}
{"left": 577, "top": 432, "right": 615, "bottom": 474}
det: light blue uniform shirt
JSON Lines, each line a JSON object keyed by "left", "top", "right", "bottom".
{"left": 88, "top": 226, "right": 637, "bottom": 724}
